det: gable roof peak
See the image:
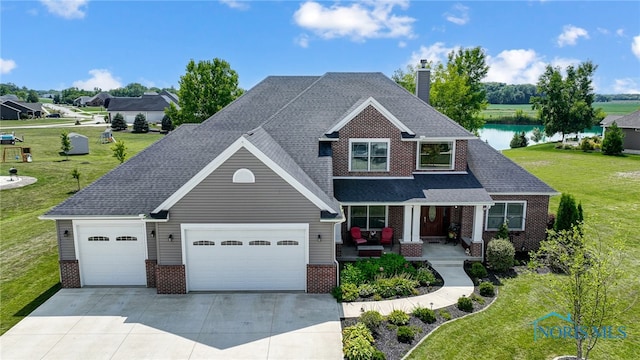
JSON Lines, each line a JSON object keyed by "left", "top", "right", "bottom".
{"left": 325, "top": 96, "right": 414, "bottom": 135}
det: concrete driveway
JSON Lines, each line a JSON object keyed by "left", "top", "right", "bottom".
{"left": 0, "top": 288, "right": 343, "bottom": 360}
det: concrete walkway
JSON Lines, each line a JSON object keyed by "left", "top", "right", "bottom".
{"left": 340, "top": 262, "right": 474, "bottom": 318}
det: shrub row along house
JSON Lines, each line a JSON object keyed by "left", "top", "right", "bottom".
{"left": 42, "top": 71, "right": 556, "bottom": 294}
{"left": 107, "top": 90, "right": 178, "bottom": 124}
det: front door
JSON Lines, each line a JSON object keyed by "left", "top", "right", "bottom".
{"left": 420, "top": 206, "right": 448, "bottom": 237}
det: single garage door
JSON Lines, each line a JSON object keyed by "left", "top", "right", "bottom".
{"left": 125, "top": 114, "right": 136, "bottom": 124}
{"left": 184, "top": 224, "right": 308, "bottom": 291}
{"left": 75, "top": 221, "right": 147, "bottom": 286}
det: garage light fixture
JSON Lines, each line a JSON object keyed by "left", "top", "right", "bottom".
{"left": 168, "top": 234, "right": 173, "bottom": 242}
{"left": 63, "top": 230, "right": 69, "bottom": 237}
{"left": 317, "top": 234, "right": 322, "bottom": 242}
{"left": 150, "top": 230, "right": 155, "bottom": 238}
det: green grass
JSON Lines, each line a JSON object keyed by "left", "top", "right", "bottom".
{"left": 0, "top": 127, "right": 163, "bottom": 334}
{"left": 0, "top": 118, "right": 85, "bottom": 128}
{"left": 38, "top": 98, "right": 53, "bottom": 103}
{"left": 409, "top": 144, "right": 640, "bottom": 360}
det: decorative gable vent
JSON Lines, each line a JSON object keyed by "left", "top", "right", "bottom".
{"left": 232, "top": 168, "right": 255, "bottom": 183}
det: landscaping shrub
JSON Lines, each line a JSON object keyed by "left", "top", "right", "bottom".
{"left": 111, "top": 112, "right": 127, "bottom": 131}
{"left": 414, "top": 267, "right": 436, "bottom": 286}
{"left": 341, "top": 263, "right": 366, "bottom": 286}
{"left": 457, "top": 296, "right": 473, "bottom": 312}
{"left": 555, "top": 193, "right": 581, "bottom": 232}
{"left": 396, "top": 326, "right": 416, "bottom": 343}
{"left": 495, "top": 222, "right": 509, "bottom": 240}
{"left": 132, "top": 113, "right": 149, "bottom": 133}
{"left": 439, "top": 310, "right": 452, "bottom": 321}
{"left": 331, "top": 286, "right": 343, "bottom": 302}
{"left": 580, "top": 137, "right": 595, "bottom": 151}
{"left": 342, "top": 322, "right": 374, "bottom": 344}
{"left": 374, "top": 275, "right": 418, "bottom": 298}
{"left": 161, "top": 114, "right": 174, "bottom": 132}
{"left": 486, "top": 238, "right": 515, "bottom": 273}
{"left": 602, "top": 122, "right": 624, "bottom": 155}
{"left": 343, "top": 336, "right": 376, "bottom": 360}
{"left": 359, "top": 310, "right": 383, "bottom": 332}
{"left": 340, "top": 283, "right": 360, "bottom": 302}
{"left": 412, "top": 306, "right": 436, "bottom": 324}
{"left": 469, "top": 262, "right": 488, "bottom": 279}
{"left": 387, "top": 310, "right": 410, "bottom": 326}
{"left": 372, "top": 350, "right": 386, "bottom": 360}
{"left": 509, "top": 131, "right": 528, "bottom": 148}
{"left": 469, "top": 293, "right": 485, "bottom": 304}
{"left": 358, "top": 283, "right": 376, "bottom": 298}
{"left": 378, "top": 253, "right": 414, "bottom": 277}
{"left": 479, "top": 281, "right": 495, "bottom": 297}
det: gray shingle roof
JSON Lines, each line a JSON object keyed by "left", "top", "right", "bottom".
{"left": 107, "top": 94, "right": 176, "bottom": 112}
{"left": 467, "top": 139, "right": 557, "bottom": 194}
{"left": 45, "top": 72, "right": 555, "bottom": 218}
{"left": 601, "top": 110, "right": 640, "bottom": 128}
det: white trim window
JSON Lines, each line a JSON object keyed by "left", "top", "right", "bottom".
{"left": 349, "top": 205, "right": 387, "bottom": 230}
{"left": 486, "top": 201, "right": 526, "bottom": 230}
{"left": 349, "top": 139, "right": 389, "bottom": 172}
{"left": 417, "top": 141, "right": 454, "bottom": 170}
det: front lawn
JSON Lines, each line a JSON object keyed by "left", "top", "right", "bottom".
{"left": 0, "top": 127, "right": 162, "bottom": 334}
{"left": 407, "top": 144, "right": 640, "bottom": 359}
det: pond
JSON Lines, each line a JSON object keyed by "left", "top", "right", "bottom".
{"left": 478, "top": 124, "right": 603, "bottom": 151}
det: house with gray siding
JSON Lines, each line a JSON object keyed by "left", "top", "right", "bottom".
{"left": 42, "top": 71, "right": 556, "bottom": 294}
{"left": 107, "top": 92, "right": 178, "bottom": 124}
{"left": 601, "top": 110, "right": 640, "bottom": 154}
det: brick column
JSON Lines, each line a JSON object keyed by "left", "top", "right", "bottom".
{"left": 336, "top": 243, "right": 343, "bottom": 257}
{"left": 399, "top": 240, "right": 423, "bottom": 257}
{"left": 59, "top": 260, "right": 81, "bottom": 288}
{"left": 145, "top": 260, "right": 157, "bottom": 288}
{"left": 156, "top": 265, "right": 186, "bottom": 294}
{"left": 470, "top": 242, "right": 483, "bottom": 258}
{"left": 307, "top": 264, "right": 336, "bottom": 293}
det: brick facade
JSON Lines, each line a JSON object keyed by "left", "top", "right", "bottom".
{"left": 470, "top": 242, "right": 483, "bottom": 257}
{"left": 482, "top": 195, "right": 550, "bottom": 252}
{"left": 156, "top": 265, "right": 186, "bottom": 294}
{"left": 145, "top": 259, "right": 157, "bottom": 288}
{"left": 454, "top": 140, "right": 468, "bottom": 172}
{"left": 307, "top": 264, "right": 337, "bottom": 293}
{"left": 59, "top": 260, "right": 81, "bottom": 288}
{"left": 399, "top": 241, "right": 423, "bottom": 257}
{"left": 335, "top": 243, "right": 342, "bottom": 257}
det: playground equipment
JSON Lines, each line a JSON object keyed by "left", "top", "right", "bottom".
{"left": 99, "top": 128, "right": 116, "bottom": 144}
{"left": 0, "top": 133, "right": 24, "bottom": 145}
{"left": 1, "top": 146, "right": 32, "bottom": 163}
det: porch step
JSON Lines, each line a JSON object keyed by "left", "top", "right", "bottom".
{"left": 427, "top": 259, "right": 465, "bottom": 267}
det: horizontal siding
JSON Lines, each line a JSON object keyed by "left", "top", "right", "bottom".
{"left": 145, "top": 223, "right": 157, "bottom": 260}
{"left": 158, "top": 148, "right": 335, "bottom": 265}
{"left": 56, "top": 220, "right": 76, "bottom": 260}
{"left": 622, "top": 129, "right": 640, "bottom": 150}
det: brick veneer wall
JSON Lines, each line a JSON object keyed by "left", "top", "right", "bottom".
{"left": 483, "top": 195, "right": 550, "bottom": 251}
{"left": 59, "top": 260, "right": 81, "bottom": 288}
{"left": 156, "top": 265, "right": 186, "bottom": 294}
{"left": 470, "top": 242, "right": 482, "bottom": 257}
{"left": 388, "top": 206, "right": 404, "bottom": 241}
{"left": 460, "top": 206, "right": 474, "bottom": 238}
{"left": 307, "top": 264, "right": 336, "bottom": 293}
{"left": 145, "top": 260, "right": 157, "bottom": 288}
{"left": 333, "top": 105, "right": 415, "bottom": 177}
{"left": 454, "top": 140, "right": 468, "bottom": 171}
{"left": 335, "top": 243, "right": 343, "bottom": 257}
{"left": 399, "top": 241, "right": 423, "bottom": 257}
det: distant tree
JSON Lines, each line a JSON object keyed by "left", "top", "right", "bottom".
{"left": 431, "top": 47, "right": 489, "bottom": 133}
{"left": 530, "top": 127, "right": 544, "bottom": 143}
{"left": 602, "top": 122, "right": 625, "bottom": 155}
{"left": 132, "top": 113, "right": 149, "bottom": 133}
{"left": 26, "top": 90, "right": 39, "bottom": 103}
{"left": 111, "top": 113, "right": 127, "bottom": 131}
{"left": 391, "top": 65, "right": 417, "bottom": 94}
{"left": 71, "top": 168, "right": 81, "bottom": 192}
{"left": 509, "top": 131, "right": 528, "bottom": 148}
{"left": 531, "top": 61, "right": 598, "bottom": 141}
{"left": 111, "top": 141, "right": 127, "bottom": 164}
{"left": 555, "top": 193, "right": 581, "bottom": 232}
{"left": 168, "top": 58, "right": 244, "bottom": 125}
{"left": 161, "top": 114, "right": 174, "bottom": 132}
{"left": 60, "top": 131, "right": 72, "bottom": 160}
{"left": 109, "top": 83, "right": 147, "bottom": 97}
{"left": 53, "top": 94, "right": 61, "bottom": 104}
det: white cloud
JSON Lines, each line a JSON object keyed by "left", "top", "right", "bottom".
{"left": 550, "top": 57, "right": 581, "bottom": 71}
{"left": 293, "top": 0, "right": 415, "bottom": 42}
{"left": 616, "top": 28, "right": 625, "bottom": 37}
{"left": 485, "top": 49, "right": 547, "bottom": 84}
{"left": 0, "top": 58, "right": 17, "bottom": 74}
{"left": 73, "top": 69, "right": 122, "bottom": 91}
{"left": 597, "top": 27, "right": 609, "bottom": 35}
{"left": 219, "top": 0, "right": 249, "bottom": 10}
{"left": 398, "top": 41, "right": 407, "bottom": 48}
{"left": 295, "top": 34, "right": 310, "bottom": 48}
{"left": 444, "top": 3, "right": 470, "bottom": 26}
{"left": 407, "top": 42, "right": 457, "bottom": 67}
{"left": 557, "top": 25, "right": 589, "bottom": 47}
{"left": 632, "top": 35, "right": 640, "bottom": 60}
{"left": 40, "top": 0, "right": 88, "bottom": 19}
{"left": 612, "top": 78, "right": 640, "bottom": 94}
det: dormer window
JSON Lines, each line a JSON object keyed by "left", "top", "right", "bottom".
{"left": 349, "top": 139, "right": 389, "bottom": 172}
{"left": 418, "top": 141, "right": 454, "bottom": 170}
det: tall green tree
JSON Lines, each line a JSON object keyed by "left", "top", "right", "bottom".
{"left": 391, "top": 65, "right": 417, "bottom": 94}
{"left": 168, "top": 58, "right": 244, "bottom": 125}
{"left": 555, "top": 193, "right": 581, "bottom": 232}
{"left": 60, "top": 131, "right": 72, "bottom": 160}
{"left": 111, "top": 141, "right": 127, "bottom": 164}
{"left": 111, "top": 113, "right": 127, "bottom": 131}
{"left": 132, "top": 113, "right": 149, "bottom": 133}
{"left": 531, "top": 61, "right": 598, "bottom": 141}
{"left": 26, "top": 90, "right": 39, "bottom": 103}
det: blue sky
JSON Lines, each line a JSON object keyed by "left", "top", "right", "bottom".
{"left": 1, "top": 0, "right": 639, "bottom": 94}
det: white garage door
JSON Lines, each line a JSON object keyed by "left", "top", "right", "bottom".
{"left": 125, "top": 114, "right": 136, "bottom": 124}
{"left": 75, "top": 221, "right": 147, "bottom": 286}
{"left": 184, "top": 224, "right": 308, "bottom": 291}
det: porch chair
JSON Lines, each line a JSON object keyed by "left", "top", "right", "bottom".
{"left": 350, "top": 227, "right": 368, "bottom": 246}
{"left": 380, "top": 227, "right": 393, "bottom": 249}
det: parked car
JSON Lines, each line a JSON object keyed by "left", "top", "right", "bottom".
{"left": 46, "top": 113, "right": 61, "bottom": 118}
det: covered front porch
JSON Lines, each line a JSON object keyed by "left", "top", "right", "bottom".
{"left": 336, "top": 239, "right": 483, "bottom": 263}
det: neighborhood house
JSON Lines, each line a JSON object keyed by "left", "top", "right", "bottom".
{"left": 107, "top": 90, "right": 179, "bottom": 124}
{"left": 42, "top": 71, "right": 556, "bottom": 294}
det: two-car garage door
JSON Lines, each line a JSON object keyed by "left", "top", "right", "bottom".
{"left": 183, "top": 224, "right": 308, "bottom": 291}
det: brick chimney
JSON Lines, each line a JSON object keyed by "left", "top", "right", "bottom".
{"left": 415, "top": 59, "right": 430, "bottom": 105}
